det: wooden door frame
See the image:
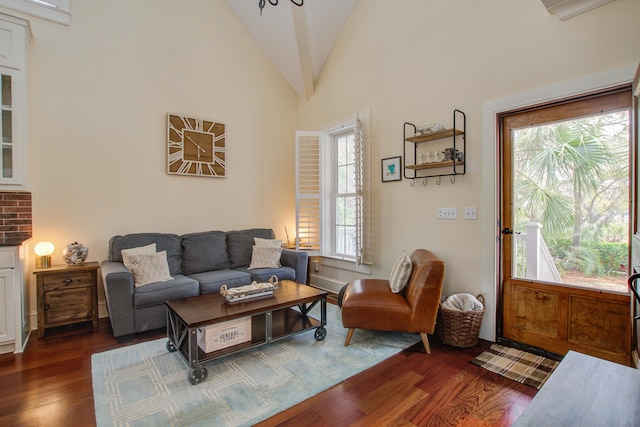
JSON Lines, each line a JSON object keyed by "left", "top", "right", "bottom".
{"left": 497, "top": 86, "right": 632, "bottom": 364}
{"left": 479, "top": 63, "right": 636, "bottom": 344}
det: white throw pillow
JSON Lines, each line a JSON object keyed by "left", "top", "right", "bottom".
{"left": 121, "top": 243, "right": 157, "bottom": 270}
{"left": 248, "top": 246, "right": 282, "bottom": 269}
{"left": 389, "top": 252, "right": 412, "bottom": 293}
{"left": 127, "top": 250, "right": 173, "bottom": 287}
{"left": 254, "top": 237, "right": 283, "bottom": 248}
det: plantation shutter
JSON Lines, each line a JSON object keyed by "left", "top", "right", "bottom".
{"left": 354, "top": 115, "right": 364, "bottom": 265}
{"left": 295, "top": 131, "right": 321, "bottom": 250}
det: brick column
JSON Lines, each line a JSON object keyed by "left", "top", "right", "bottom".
{"left": 0, "top": 191, "right": 32, "bottom": 244}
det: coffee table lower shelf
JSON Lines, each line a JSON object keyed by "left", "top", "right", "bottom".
{"left": 166, "top": 298, "right": 327, "bottom": 385}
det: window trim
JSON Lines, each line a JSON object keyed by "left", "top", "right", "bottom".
{"left": 323, "top": 123, "right": 358, "bottom": 260}
{"left": 295, "top": 110, "right": 370, "bottom": 268}
{"left": 0, "top": 0, "right": 70, "bottom": 25}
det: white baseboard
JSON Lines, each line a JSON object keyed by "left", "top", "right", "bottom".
{"left": 0, "top": 342, "right": 14, "bottom": 355}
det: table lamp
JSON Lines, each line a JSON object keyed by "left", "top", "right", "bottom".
{"left": 34, "top": 241, "right": 54, "bottom": 268}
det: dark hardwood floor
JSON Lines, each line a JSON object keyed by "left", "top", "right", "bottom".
{"left": 0, "top": 311, "right": 537, "bottom": 427}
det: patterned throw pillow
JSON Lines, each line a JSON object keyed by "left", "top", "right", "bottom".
{"left": 127, "top": 250, "right": 173, "bottom": 287}
{"left": 389, "top": 252, "right": 412, "bottom": 293}
{"left": 254, "top": 237, "right": 283, "bottom": 248}
{"left": 248, "top": 246, "right": 283, "bottom": 269}
{"left": 121, "top": 243, "right": 157, "bottom": 270}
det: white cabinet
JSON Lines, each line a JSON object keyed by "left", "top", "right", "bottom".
{"left": 0, "top": 245, "right": 28, "bottom": 354}
{"left": 0, "top": 259, "right": 15, "bottom": 346}
{"left": 0, "top": 13, "right": 29, "bottom": 188}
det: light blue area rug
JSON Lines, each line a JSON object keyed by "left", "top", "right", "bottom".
{"left": 92, "top": 303, "right": 420, "bottom": 427}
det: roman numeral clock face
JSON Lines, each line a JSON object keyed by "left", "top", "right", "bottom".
{"left": 167, "top": 113, "right": 226, "bottom": 177}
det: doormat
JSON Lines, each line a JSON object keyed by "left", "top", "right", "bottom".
{"left": 470, "top": 344, "right": 559, "bottom": 389}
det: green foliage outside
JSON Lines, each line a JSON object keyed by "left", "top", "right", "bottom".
{"left": 547, "top": 238, "right": 627, "bottom": 276}
{"left": 513, "top": 111, "right": 629, "bottom": 282}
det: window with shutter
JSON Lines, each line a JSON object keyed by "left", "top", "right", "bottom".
{"left": 295, "top": 111, "right": 370, "bottom": 265}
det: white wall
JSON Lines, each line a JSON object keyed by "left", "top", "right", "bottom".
{"left": 299, "top": 0, "right": 640, "bottom": 339}
{"left": 1, "top": 0, "right": 299, "bottom": 320}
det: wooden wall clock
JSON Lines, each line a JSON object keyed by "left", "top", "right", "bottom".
{"left": 167, "top": 113, "right": 226, "bottom": 177}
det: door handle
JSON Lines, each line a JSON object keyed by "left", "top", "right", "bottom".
{"left": 501, "top": 228, "right": 521, "bottom": 235}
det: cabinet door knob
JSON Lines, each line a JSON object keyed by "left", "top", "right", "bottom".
{"left": 63, "top": 278, "right": 72, "bottom": 285}
{"left": 44, "top": 304, "right": 49, "bottom": 310}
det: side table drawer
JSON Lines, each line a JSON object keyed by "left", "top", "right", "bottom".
{"left": 44, "top": 287, "right": 92, "bottom": 324}
{"left": 43, "top": 271, "right": 93, "bottom": 291}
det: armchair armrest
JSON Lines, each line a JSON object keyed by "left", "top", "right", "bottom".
{"left": 101, "top": 260, "right": 136, "bottom": 337}
{"left": 280, "top": 249, "right": 309, "bottom": 284}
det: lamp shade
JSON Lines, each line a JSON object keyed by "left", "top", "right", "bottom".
{"left": 34, "top": 241, "right": 55, "bottom": 257}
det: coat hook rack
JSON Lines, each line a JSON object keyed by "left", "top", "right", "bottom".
{"left": 451, "top": 176, "right": 456, "bottom": 184}
{"left": 410, "top": 178, "right": 416, "bottom": 187}
{"left": 436, "top": 176, "right": 441, "bottom": 185}
{"left": 422, "top": 177, "right": 428, "bottom": 186}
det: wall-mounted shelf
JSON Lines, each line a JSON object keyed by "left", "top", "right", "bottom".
{"left": 403, "top": 109, "right": 466, "bottom": 186}
{"left": 405, "top": 160, "right": 464, "bottom": 170}
{"left": 405, "top": 129, "right": 464, "bottom": 144}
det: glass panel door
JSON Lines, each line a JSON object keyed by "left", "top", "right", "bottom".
{"left": 0, "top": 74, "right": 12, "bottom": 179}
{"left": 511, "top": 112, "right": 629, "bottom": 292}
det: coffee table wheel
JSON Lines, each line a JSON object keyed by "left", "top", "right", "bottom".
{"left": 188, "top": 366, "right": 208, "bottom": 385}
{"left": 314, "top": 326, "right": 327, "bottom": 341}
{"left": 166, "top": 340, "right": 177, "bottom": 352}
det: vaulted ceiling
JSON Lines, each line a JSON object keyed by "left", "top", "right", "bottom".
{"left": 225, "top": 0, "right": 615, "bottom": 99}
{"left": 224, "top": 0, "right": 356, "bottom": 99}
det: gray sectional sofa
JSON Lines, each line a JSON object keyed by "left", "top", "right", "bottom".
{"left": 101, "top": 228, "right": 309, "bottom": 338}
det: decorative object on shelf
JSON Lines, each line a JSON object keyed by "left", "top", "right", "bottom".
{"left": 34, "top": 241, "right": 54, "bottom": 268}
{"left": 220, "top": 275, "right": 279, "bottom": 303}
{"left": 432, "top": 149, "right": 441, "bottom": 163}
{"left": 381, "top": 156, "right": 402, "bottom": 182}
{"left": 416, "top": 123, "right": 445, "bottom": 135}
{"left": 167, "top": 113, "right": 226, "bottom": 178}
{"left": 442, "top": 147, "right": 459, "bottom": 161}
{"left": 258, "top": 0, "right": 303, "bottom": 15}
{"left": 62, "top": 241, "right": 89, "bottom": 265}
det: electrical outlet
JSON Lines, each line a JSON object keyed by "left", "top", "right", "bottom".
{"left": 437, "top": 208, "right": 457, "bottom": 220}
{"left": 464, "top": 207, "right": 478, "bottom": 220}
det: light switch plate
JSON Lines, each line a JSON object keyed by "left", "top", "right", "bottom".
{"left": 464, "top": 207, "right": 478, "bottom": 220}
{"left": 437, "top": 208, "right": 457, "bottom": 220}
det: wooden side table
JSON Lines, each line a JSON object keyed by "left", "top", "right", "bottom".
{"left": 34, "top": 261, "right": 99, "bottom": 338}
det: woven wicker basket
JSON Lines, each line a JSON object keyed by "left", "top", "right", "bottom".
{"left": 437, "top": 294, "right": 484, "bottom": 348}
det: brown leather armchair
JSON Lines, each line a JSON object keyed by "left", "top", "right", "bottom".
{"left": 341, "top": 249, "right": 445, "bottom": 353}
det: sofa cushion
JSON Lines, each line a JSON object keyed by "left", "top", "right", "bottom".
{"left": 133, "top": 275, "right": 199, "bottom": 308}
{"left": 181, "top": 230, "right": 229, "bottom": 275}
{"left": 109, "top": 233, "right": 183, "bottom": 276}
{"left": 188, "top": 269, "right": 252, "bottom": 295}
{"left": 226, "top": 228, "right": 275, "bottom": 268}
{"left": 236, "top": 266, "right": 297, "bottom": 284}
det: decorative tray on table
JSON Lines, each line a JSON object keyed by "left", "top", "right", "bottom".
{"left": 220, "top": 276, "right": 279, "bottom": 303}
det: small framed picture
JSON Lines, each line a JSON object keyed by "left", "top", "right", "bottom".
{"left": 381, "top": 156, "right": 402, "bottom": 182}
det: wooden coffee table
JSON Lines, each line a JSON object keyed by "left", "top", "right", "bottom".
{"left": 166, "top": 280, "right": 328, "bottom": 384}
